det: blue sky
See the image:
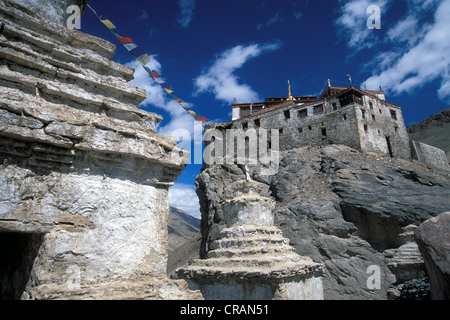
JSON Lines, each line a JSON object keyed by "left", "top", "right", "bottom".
{"left": 80, "top": 0, "right": 450, "bottom": 218}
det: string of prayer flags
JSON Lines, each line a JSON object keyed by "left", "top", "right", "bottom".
{"left": 86, "top": 5, "right": 212, "bottom": 129}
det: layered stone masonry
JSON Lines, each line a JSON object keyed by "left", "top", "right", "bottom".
{"left": 177, "top": 179, "right": 324, "bottom": 300}
{"left": 0, "top": 0, "right": 200, "bottom": 300}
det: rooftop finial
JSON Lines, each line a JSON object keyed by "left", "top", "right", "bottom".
{"left": 288, "top": 79, "right": 294, "bottom": 101}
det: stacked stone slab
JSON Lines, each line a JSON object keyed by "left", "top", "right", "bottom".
{"left": 0, "top": 0, "right": 201, "bottom": 299}
{"left": 177, "top": 179, "right": 324, "bottom": 300}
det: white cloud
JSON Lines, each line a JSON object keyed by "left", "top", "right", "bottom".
{"left": 335, "top": 0, "right": 391, "bottom": 50}
{"left": 193, "top": 42, "right": 283, "bottom": 104}
{"left": 364, "top": 0, "right": 450, "bottom": 102}
{"left": 178, "top": 0, "right": 196, "bottom": 28}
{"left": 125, "top": 59, "right": 198, "bottom": 143}
{"left": 169, "top": 183, "right": 201, "bottom": 219}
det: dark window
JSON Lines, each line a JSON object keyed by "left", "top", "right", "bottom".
{"left": 339, "top": 93, "right": 362, "bottom": 107}
{"left": 298, "top": 109, "right": 308, "bottom": 118}
{"left": 308, "top": 125, "right": 312, "bottom": 131}
{"left": 322, "top": 128, "right": 327, "bottom": 137}
{"left": 254, "top": 119, "right": 260, "bottom": 129}
{"left": 313, "top": 105, "right": 324, "bottom": 114}
{"left": 394, "top": 126, "right": 398, "bottom": 132}
{"left": 298, "top": 127, "right": 303, "bottom": 133}
{"left": 390, "top": 110, "right": 397, "bottom": 120}
{"left": 369, "top": 102, "right": 374, "bottom": 110}
{"left": 242, "top": 122, "right": 248, "bottom": 130}
{"left": 386, "top": 137, "right": 393, "bottom": 158}
{"left": 279, "top": 128, "right": 283, "bottom": 135}
{"left": 240, "top": 107, "right": 251, "bottom": 117}
{"left": 343, "top": 114, "right": 347, "bottom": 121}
{"left": 372, "top": 114, "right": 376, "bottom": 121}
{"left": 284, "top": 110, "right": 290, "bottom": 120}
{"left": 364, "top": 124, "right": 368, "bottom": 132}
{"left": 361, "top": 109, "right": 366, "bottom": 119}
{"left": 332, "top": 103, "right": 338, "bottom": 111}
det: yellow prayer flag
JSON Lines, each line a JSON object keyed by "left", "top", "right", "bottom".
{"left": 101, "top": 20, "right": 116, "bottom": 29}
{"left": 164, "top": 88, "right": 174, "bottom": 94}
{"left": 137, "top": 54, "right": 151, "bottom": 66}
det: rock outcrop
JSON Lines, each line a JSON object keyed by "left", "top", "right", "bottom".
{"left": 415, "top": 212, "right": 450, "bottom": 300}
{"left": 0, "top": 0, "right": 200, "bottom": 299}
{"left": 407, "top": 108, "right": 450, "bottom": 163}
{"left": 196, "top": 144, "right": 450, "bottom": 299}
{"left": 168, "top": 207, "right": 200, "bottom": 251}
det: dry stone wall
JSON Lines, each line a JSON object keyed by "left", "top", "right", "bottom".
{"left": 0, "top": 0, "right": 200, "bottom": 299}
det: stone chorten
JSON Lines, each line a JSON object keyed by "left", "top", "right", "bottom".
{"left": 177, "top": 177, "right": 324, "bottom": 300}
{"left": 0, "top": 0, "right": 200, "bottom": 299}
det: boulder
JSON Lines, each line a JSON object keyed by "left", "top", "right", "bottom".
{"left": 414, "top": 212, "right": 450, "bottom": 300}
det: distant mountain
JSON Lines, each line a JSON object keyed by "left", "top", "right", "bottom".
{"left": 168, "top": 206, "right": 200, "bottom": 251}
{"left": 407, "top": 108, "right": 450, "bottom": 163}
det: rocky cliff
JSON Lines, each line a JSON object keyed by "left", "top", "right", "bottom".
{"left": 407, "top": 108, "right": 450, "bottom": 163}
{"left": 195, "top": 144, "right": 450, "bottom": 299}
{"left": 168, "top": 207, "right": 200, "bottom": 251}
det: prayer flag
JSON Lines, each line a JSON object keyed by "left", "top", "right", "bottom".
{"left": 87, "top": 4, "right": 211, "bottom": 127}
{"left": 154, "top": 77, "right": 165, "bottom": 84}
{"left": 101, "top": 20, "right": 116, "bottom": 29}
{"left": 118, "top": 36, "right": 133, "bottom": 44}
{"left": 130, "top": 47, "right": 144, "bottom": 58}
{"left": 136, "top": 54, "right": 151, "bottom": 66}
{"left": 124, "top": 43, "right": 138, "bottom": 52}
{"left": 180, "top": 102, "right": 191, "bottom": 111}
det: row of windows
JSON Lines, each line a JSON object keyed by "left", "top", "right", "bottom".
{"left": 361, "top": 108, "right": 397, "bottom": 120}
{"left": 242, "top": 104, "right": 398, "bottom": 130}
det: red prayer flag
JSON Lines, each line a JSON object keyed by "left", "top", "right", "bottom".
{"left": 118, "top": 37, "right": 133, "bottom": 44}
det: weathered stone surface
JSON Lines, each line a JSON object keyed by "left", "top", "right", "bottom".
{"left": 0, "top": 0, "right": 199, "bottom": 300}
{"left": 414, "top": 212, "right": 450, "bottom": 300}
{"left": 196, "top": 144, "right": 450, "bottom": 299}
{"left": 179, "top": 179, "right": 324, "bottom": 300}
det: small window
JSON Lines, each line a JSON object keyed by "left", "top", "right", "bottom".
{"left": 372, "top": 114, "right": 376, "bottom": 121}
{"left": 298, "top": 109, "right": 308, "bottom": 119}
{"left": 364, "top": 124, "right": 368, "bottom": 132}
{"left": 332, "top": 103, "right": 338, "bottom": 111}
{"left": 284, "top": 110, "right": 290, "bottom": 120}
{"left": 279, "top": 128, "right": 283, "bottom": 135}
{"left": 298, "top": 127, "right": 303, "bottom": 133}
{"left": 254, "top": 119, "right": 260, "bottom": 129}
{"left": 361, "top": 109, "right": 366, "bottom": 119}
{"left": 343, "top": 114, "right": 347, "bottom": 121}
{"left": 242, "top": 122, "right": 248, "bottom": 130}
{"left": 240, "top": 107, "right": 251, "bottom": 117}
{"left": 322, "top": 128, "right": 327, "bottom": 137}
{"left": 390, "top": 110, "right": 397, "bottom": 120}
{"left": 394, "top": 126, "right": 398, "bottom": 132}
{"left": 369, "top": 102, "right": 374, "bottom": 110}
{"left": 313, "top": 105, "right": 323, "bottom": 114}
{"left": 308, "top": 125, "right": 312, "bottom": 131}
